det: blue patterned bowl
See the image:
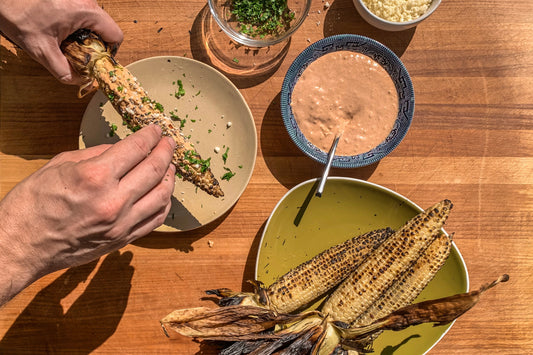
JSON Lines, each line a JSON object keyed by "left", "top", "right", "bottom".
{"left": 280, "top": 34, "right": 414, "bottom": 168}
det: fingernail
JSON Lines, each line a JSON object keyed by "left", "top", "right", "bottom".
{"left": 166, "top": 136, "right": 177, "bottom": 150}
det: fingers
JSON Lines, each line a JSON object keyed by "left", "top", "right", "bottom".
{"left": 47, "top": 144, "right": 112, "bottom": 167}
{"left": 99, "top": 125, "right": 166, "bottom": 179}
{"left": 119, "top": 134, "right": 176, "bottom": 202}
{"left": 122, "top": 165, "right": 176, "bottom": 244}
{"left": 127, "top": 197, "right": 174, "bottom": 244}
{"left": 83, "top": 6, "right": 123, "bottom": 51}
{"left": 30, "top": 37, "right": 85, "bottom": 85}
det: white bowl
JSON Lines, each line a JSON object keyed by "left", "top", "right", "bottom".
{"left": 353, "top": 0, "right": 441, "bottom": 31}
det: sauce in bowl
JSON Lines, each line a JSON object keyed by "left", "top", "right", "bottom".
{"left": 290, "top": 51, "right": 398, "bottom": 156}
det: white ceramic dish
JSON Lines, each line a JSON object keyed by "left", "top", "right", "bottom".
{"left": 79, "top": 56, "right": 257, "bottom": 232}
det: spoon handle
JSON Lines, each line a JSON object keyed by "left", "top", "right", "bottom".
{"left": 316, "top": 135, "right": 340, "bottom": 197}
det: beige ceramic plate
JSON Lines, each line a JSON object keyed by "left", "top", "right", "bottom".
{"left": 79, "top": 56, "right": 256, "bottom": 231}
{"left": 256, "top": 177, "right": 469, "bottom": 354}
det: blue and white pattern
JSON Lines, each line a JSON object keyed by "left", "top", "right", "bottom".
{"left": 280, "top": 35, "right": 415, "bottom": 168}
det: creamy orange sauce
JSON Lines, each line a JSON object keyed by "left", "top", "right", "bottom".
{"left": 291, "top": 51, "right": 399, "bottom": 156}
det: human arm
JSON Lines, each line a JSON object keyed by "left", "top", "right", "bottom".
{"left": 0, "top": 125, "right": 176, "bottom": 306}
{"left": 0, "top": 0, "right": 123, "bottom": 84}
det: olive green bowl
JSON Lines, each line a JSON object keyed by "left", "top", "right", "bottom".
{"left": 255, "top": 177, "right": 468, "bottom": 354}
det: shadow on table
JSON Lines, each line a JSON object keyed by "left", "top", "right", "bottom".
{"left": 189, "top": 5, "right": 289, "bottom": 89}
{"left": 0, "top": 251, "right": 134, "bottom": 354}
{"left": 260, "top": 93, "right": 379, "bottom": 190}
{"left": 323, "top": 0, "right": 415, "bottom": 57}
{"left": 0, "top": 43, "right": 87, "bottom": 158}
{"left": 132, "top": 203, "right": 237, "bottom": 252}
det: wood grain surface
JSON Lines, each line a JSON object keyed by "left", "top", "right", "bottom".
{"left": 1, "top": 0, "right": 532, "bottom": 353}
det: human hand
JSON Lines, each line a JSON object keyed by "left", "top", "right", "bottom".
{"left": 0, "top": 0, "right": 123, "bottom": 84}
{"left": 0, "top": 125, "right": 175, "bottom": 305}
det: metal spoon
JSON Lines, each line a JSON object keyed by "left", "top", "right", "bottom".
{"left": 315, "top": 135, "right": 340, "bottom": 197}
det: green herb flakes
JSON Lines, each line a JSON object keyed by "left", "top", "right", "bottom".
{"left": 175, "top": 79, "right": 185, "bottom": 98}
{"left": 221, "top": 167, "right": 236, "bottom": 181}
{"left": 222, "top": 147, "right": 229, "bottom": 164}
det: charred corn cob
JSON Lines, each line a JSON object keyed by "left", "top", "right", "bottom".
{"left": 353, "top": 231, "right": 452, "bottom": 327}
{"left": 266, "top": 228, "right": 394, "bottom": 313}
{"left": 61, "top": 30, "right": 223, "bottom": 197}
{"left": 208, "top": 228, "right": 393, "bottom": 313}
{"left": 321, "top": 199, "right": 453, "bottom": 324}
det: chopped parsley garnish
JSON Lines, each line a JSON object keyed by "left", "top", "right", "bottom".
{"left": 194, "top": 105, "right": 198, "bottom": 110}
{"left": 131, "top": 125, "right": 141, "bottom": 132}
{"left": 170, "top": 112, "right": 180, "bottom": 121}
{"left": 208, "top": 129, "right": 212, "bottom": 133}
{"left": 141, "top": 96, "right": 151, "bottom": 103}
{"left": 230, "top": 0, "right": 295, "bottom": 38}
{"left": 154, "top": 102, "right": 164, "bottom": 112}
{"left": 107, "top": 93, "right": 115, "bottom": 101}
{"left": 184, "top": 150, "right": 211, "bottom": 173}
{"left": 191, "top": 119, "right": 196, "bottom": 123}
{"left": 109, "top": 123, "right": 118, "bottom": 137}
{"left": 181, "top": 119, "right": 186, "bottom": 128}
{"left": 117, "top": 86, "right": 123, "bottom": 92}
{"left": 232, "top": 57, "right": 240, "bottom": 63}
{"left": 109, "top": 71, "right": 116, "bottom": 77}
{"left": 221, "top": 167, "right": 236, "bottom": 181}
{"left": 238, "top": 165, "right": 243, "bottom": 169}
{"left": 195, "top": 90, "right": 201, "bottom": 96}
{"left": 222, "top": 147, "right": 229, "bottom": 164}
{"left": 175, "top": 80, "right": 185, "bottom": 98}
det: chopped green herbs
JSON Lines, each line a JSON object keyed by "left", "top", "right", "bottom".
{"left": 184, "top": 150, "right": 212, "bottom": 173}
{"left": 238, "top": 165, "right": 243, "bottom": 169}
{"left": 170, "top": 112, "right": 180, "bottom": 121}
{"left": 191, "top": 119, "right": 196, "bottom": 123}
{"left": 208, "top": 129, "right": 212, "bottom": 133}
{"left": 154, "top": 102, "right": 164, "bottom": 112}
{"left": 109, "top": 124, "right": 118, "bottom": 137}
{"left": 109, "top": 71, "right": 116, "bottom": 77}
{"left": 195, "top": 90, "right": 201, "bottom": 96}
{"left": 230, "top": 0, "right": 295, "bottom": 38}
{"left": 221, "top": 167, "right": 236, "bottom": 181}
{"left": 232, "top": 57, "right": 240, "bottom": 63}
{"left": 175, "top": 80, "right": 185, "bottom": 98}
{"left": 117, "top": 86, "right": 123, "bottom": 92}
{"left": 107, "top": 93, "right": 115, "bottom": 101}
{"left": 222, "top": 147, "right": 229, "bottom": 164}
{"left": 141, "top": 96, "right": 151, "bottom": 103}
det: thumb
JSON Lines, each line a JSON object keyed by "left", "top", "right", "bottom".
{"left": 39, "top": 39, "right": 85, "bottom": 85}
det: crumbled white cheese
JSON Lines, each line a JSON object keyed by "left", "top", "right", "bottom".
{"left": 214, "top": 146, "right": 220, "bottom": 153}
{"left": 226, "top": 122, "right": 232, "bottom": 128}
{"left": 362, "top": 0, "right": 431, "bottom": 22}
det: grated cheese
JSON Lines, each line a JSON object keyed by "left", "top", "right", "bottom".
{"left": 362, "top": 0, "right": 432, "bottom": 22}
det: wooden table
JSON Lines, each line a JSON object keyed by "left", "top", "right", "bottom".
{"left": 1, "top": 0, "right": 531, "bottom": 353}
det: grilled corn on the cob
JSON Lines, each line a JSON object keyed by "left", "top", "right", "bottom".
{"left": 61, "top": 30, "right": 224, "bottom": 197}
{"left": 321, "top": 199, "right": 453, "bottom": 324}
{"left": 353, "top": 231, "right": 452, "bottom": 327}
{"left": 208, "top": 228, "right": 393, "bottom": 313}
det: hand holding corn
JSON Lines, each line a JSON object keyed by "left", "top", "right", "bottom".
{"left": 61, "top": 29, "right": 224, "bottom": 197}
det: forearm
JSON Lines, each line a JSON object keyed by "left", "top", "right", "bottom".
{"left": 0, "top": 223, "right": 41, "bottom": 307}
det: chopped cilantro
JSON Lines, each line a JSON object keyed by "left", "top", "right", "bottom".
{"left": 181, "top": 119, "right": 186, "bottom": 128}
{"left": 107, "top": 93, "right": 115, "bottom": 101}
{"left": 208, "top": 129, "right": 212, "bottom": 133}
{"left": 230, "top": 0, "right": 295, "bottom": 38}
{"left": 109, "top": 71, "right": 116, "bottom": 77}
{"left": 175, "top": 80, "right": 185, "bottom": 98}
{"left": 232, "top": 57, "right": 239, "bottom": 63}
{"left": 154, "top": 102, "right": 164, "bottom": 112}
{"left": 117, "top": 86, "right": 123, "bottom": 92}
{"left": 109, "top": 123, "right": 118, "bottom": 137}
{"left": 141, "top": 97, "right": 151, "bottom": 103}
{"left": 222, "top": 147, "right": 229, "bottom": 164}
{"left": 195, "top": 90, "right": 201, "bottom": 96}
{"left": 221, "top": 167, "right": 236, "bottom": 181}
{"left": 191, "top": 119, "right": 196, "bottom": 123}
{"left": 194, "top": 105, "right": 198, "bottom": 110}
{"left": 238, "top": 165, "right": 243, "bottom": 169}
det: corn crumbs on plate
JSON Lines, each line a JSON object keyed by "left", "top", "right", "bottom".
{"left": 79, "top": 56, "right": 257, "bottom": 232}
{"left": 256, "top": 177, "right": 468, "bottom": 354}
